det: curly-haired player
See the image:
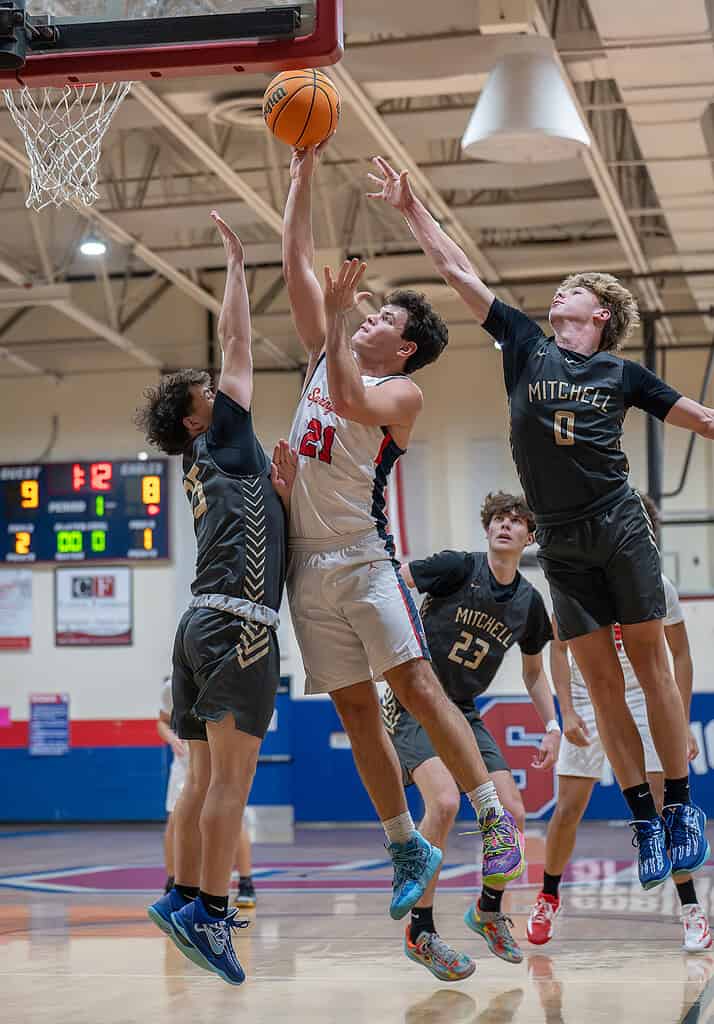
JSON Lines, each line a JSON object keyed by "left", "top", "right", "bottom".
{"left": 139, "top": 212, "right": 295, "bottom": 987}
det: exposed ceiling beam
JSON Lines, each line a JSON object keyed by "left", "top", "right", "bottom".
{"left": 330, "top": 62, "right": 504, "bottom": 285}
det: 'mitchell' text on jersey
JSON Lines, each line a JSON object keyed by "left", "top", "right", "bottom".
{"left": 454, "top": 606, "right": 513, "bottom": 648}
{"left": 527, "top": 378, "right": 611, "bottom": 413}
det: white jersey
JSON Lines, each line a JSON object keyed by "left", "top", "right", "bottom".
{"left": 571, "top": 574, "right": 683, "bottom": 693}
{"left": 288, "top": 353, "right": 406, "bottom": 546}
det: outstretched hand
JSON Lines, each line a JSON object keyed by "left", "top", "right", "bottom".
{"left": 366, "top": 155, "right": 415, "bottom": 212}
{"left": 211, "top": 209, "right": 244, "bottom": 263}
{"left": 323, "top": 258, "right": 371, "bottom": 317}
{"left": 290, "top": 140, "right": 330, "bottom": 181}
{"left": 271, "top": 439, "right": 298, "bottom": 509}
{"left": 532, "top": 730, "right": 560, "bottom": 771}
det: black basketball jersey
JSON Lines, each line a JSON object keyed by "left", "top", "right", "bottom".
{"left": 483, "top": 299, "right": 681, "bottom": 526}
{"left": 412, "top": 550, "right": 552, "bottom": 707}
{"left": 182, "top": 392, "right": 286, "bottom": 611}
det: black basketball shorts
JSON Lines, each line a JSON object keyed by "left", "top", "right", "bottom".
{"left": 172, "top": 606, "right": 279, "bottom": 741}
{"left": 536, "top": 488, "right": 665, "bottom": 642}
{"left": 390, "top": 704, "right": 510, "bottom": 786}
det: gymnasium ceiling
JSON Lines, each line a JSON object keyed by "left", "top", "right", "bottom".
{"left": 1, "top": 0, "right": 714, "bottom": 379}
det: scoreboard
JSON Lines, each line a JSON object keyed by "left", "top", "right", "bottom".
{"left": 1, "top": 459, "right": 170, "bottom": 564}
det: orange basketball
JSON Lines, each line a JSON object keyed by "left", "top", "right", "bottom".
{"left": 263, "top": 68, "right": 340, "bottom": 148}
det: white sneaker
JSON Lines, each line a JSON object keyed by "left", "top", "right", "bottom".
{"left": 682, "top": 903, "right": 713, "bottom": 952}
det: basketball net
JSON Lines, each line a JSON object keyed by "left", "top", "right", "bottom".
{"left": 3, "top": 82, "right": 132, "bottom": 210}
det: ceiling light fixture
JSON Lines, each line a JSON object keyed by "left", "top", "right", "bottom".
{"left": 79, "top": 234, "right": 107, "bottom": 257}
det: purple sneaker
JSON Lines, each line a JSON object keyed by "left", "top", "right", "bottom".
{"left": 480, "top": 808, "right": 525, "bottom": 886}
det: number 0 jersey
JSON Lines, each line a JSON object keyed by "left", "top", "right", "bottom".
{"left": 483, "top": 299, "right": 681, "bottom": 526}
{"left": 288, "top": 353, "right": 406, "bottom": 549}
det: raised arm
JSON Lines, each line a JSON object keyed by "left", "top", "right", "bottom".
{"left": 283, "top": 146, "right": 327, "bottom": 372}
{"left": 665, "top": 396, "right": 714, "bottom": 438}
{"left": 367, "top": 156, "right": 495, "bottom": 323}
{"left": 212, "top": 210, "right": 253, "bottom": 410}
{"left": 323, "top": 259, "right": 422, "bottom": 432}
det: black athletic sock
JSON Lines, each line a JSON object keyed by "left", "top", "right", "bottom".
{"left": 676, "top": 879, "right": 698, "bottom": 907}
{"left": 542, "top": 872, "right": 562, "bottom": 899}
{"left": 664, "top": 776, "right": 691, "bottom": 807}
{"left": 480, "top": 884, "right": 504, "bottom": 914}
{"left": 410, "top": 905, "right": 435, "bottom": 943}
{"left": 623, "top": 783, "right": 659, "bottom": 821}
{"left": 175, "top": 883, "right": 199, "bottom": 902}
{"left": 164, "top": 875, "right": 175, "bottom": 895}
{"left": 199, "top": 891, "right": 228, "bottom": 918}
{"left": 239, "top": 875, "right": 253, "bottom": 886}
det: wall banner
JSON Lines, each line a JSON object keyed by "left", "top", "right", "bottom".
{"left": 0, "top": 569, "right": 32, "bottom": 650}
{"left": 55, "top": 567, "right": 132, "bottom": 646}
{"left": 29, "top": 693, "right": 69, "bottom": 756}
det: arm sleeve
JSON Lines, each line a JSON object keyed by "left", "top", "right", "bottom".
{"left": 662, "top": 574, "right": 684, "bottom": 626}
{"left": 409, "top": 550, "right": 475, "bottom": 597}
{"left": 482, "top": 298, "right": 548, "bottom": 394}
{"left": 623, "top": 361, "right": 681, "bottom": 421}
{"left": 206, "top": 389, "right": 269, "bottom": 476}
{"left": 519, "top": 590, "right": 554, "bottom": 655}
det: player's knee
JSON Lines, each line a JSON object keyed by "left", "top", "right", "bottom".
{"left": 552, "top": 797, "right": 585, "bottom": 829}
{"left": 429, "top": 788, "right": 460, "bottom": 828}
{"left": 392, "top": 668, "right": 442, "bottom": 720}
{"left": 505, "top": 797, "right": 526, "bottom": 833}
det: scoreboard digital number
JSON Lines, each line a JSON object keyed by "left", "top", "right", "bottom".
{"left": 1, "top": 459, "right": 169, "bottom": 564}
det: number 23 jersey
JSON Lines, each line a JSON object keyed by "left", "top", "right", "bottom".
{"left": 288, "top": 353, "right": 406, "bottom": 548}
{"left": 412, "top": 550, "right": 552, "bottom": 706}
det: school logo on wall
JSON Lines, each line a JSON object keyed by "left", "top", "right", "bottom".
{"left": 479, "top": 696, "right": 557, "bottom": 819}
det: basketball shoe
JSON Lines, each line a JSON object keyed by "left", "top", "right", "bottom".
{"left": 464, "top": 900, "right": 523, "bottom": 963}
{"left": 479, "top": 808, "right": 525, "bottom": 886}
{"left": 234, "top": 877, "right": 257, "bottom": 909}
{"left": 171, "top": 899, "right": 250, "bottom": 985}
{"left": 403, "top": 926, "right": 475, "bottom": 982}
{"left": 663, "top": 803, "right": 710, "bottom": 879}
{"left": 526, "top": 892, "right": 561, "bottom": 945}
{"left": 681, "top": 904, "right": 713, "bottom": 952}
{"left": 387, "top": 832, "right": 442, "bottom": 920}
{"left": 147, "top": 886, "right": 191, "bottom": 938}
{"left": 630, "top": 817, "right": 671, "bottom": 889}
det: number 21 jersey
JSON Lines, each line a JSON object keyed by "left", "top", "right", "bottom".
{"left": 288, "top": 353, "right": 405, "bottom": 548}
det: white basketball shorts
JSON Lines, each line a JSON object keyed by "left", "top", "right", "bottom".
{"left": 287, "top": 529, "right": 429, "bottom": 695}
{"left": 557, "top": 685, "right": 662, "bottom": 778}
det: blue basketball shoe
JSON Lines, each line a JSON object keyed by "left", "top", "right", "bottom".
{"left": 630, "top": 817, "right": 671, "bottom": 889}
{"left": 387, "top": 832, "right": 442, "bottom": 921}
{"left": 663, "top": 803, "right": 711, "bottom": 879}
{"left": 170, "top": 899, "right": 249, "bottom": 985}
{"left": 147, "top": 886, "right": 190, "bottom": 938}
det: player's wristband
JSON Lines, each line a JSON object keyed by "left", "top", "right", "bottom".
{"left": 545, "top": 719, "right": 561, "bottom": 734}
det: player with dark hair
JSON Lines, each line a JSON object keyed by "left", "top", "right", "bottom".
{"left": 385, "top": 492, "right": 556, "bottom": 978}
{"left": 281, "top": 145, "right": 525, "bottom": 927}
{"left": 368, "top": 156, "right": 710, "bottom": 891}
{"left": 139, "top": 212, "right": 295, "bottom": 986}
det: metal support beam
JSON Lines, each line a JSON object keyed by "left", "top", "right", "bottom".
{"left": 642, "top": 313, "right": 663, "bottom": 510}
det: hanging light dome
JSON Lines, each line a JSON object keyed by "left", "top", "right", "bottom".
{"left": 461, "top": 37, "right": 590, "bottom": 163}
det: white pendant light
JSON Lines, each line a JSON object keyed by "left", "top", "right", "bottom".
{"left": 461, "top": 37, "right": 590, "bottom": 163}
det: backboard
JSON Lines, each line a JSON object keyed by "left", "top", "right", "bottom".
{"left": 0, "top": 1, "right": 342, "bottom": 86}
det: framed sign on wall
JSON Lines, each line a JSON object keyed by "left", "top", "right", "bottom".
{"left": 55, "top": 566, "right": 133, "bottom": 646}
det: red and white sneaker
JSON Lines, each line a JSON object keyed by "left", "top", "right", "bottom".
{"left": 526, "top": 892, "right": 561, "bottom": 946}
{"left": 682, "top": 903, "right": 712, "bottom": 952}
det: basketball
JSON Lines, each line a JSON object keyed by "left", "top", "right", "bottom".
{"left": 263, "top": 68, "right": 340, "bottom": 148}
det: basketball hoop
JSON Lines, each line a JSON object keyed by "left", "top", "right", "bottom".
{"left": 2, "top": 81, "right": 132, "bottom": 210}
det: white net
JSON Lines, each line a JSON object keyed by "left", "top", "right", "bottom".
{"left": 2, "top": 82, "right": 132, "bottom": 210}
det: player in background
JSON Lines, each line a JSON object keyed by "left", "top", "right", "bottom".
{"left": 527, "top": 497, "right": 710, "bottom": 953}
{"left": 282, "top": 145, "right": 525, "bottom": 926}
{"left": 386, "top": 492, "right": 557, "bottom": 978}
{"left": 367, "top": 155, "right": 710, "bottom": 892}
{"left": 138, "top": 212, "right": 295, "bottom": 986}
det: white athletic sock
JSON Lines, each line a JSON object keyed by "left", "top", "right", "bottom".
{"left": 383, "top": 811, "right": 416, "bottom": 846}
{"left": 466, "top": 781, "right": 503, "bottom": 820}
